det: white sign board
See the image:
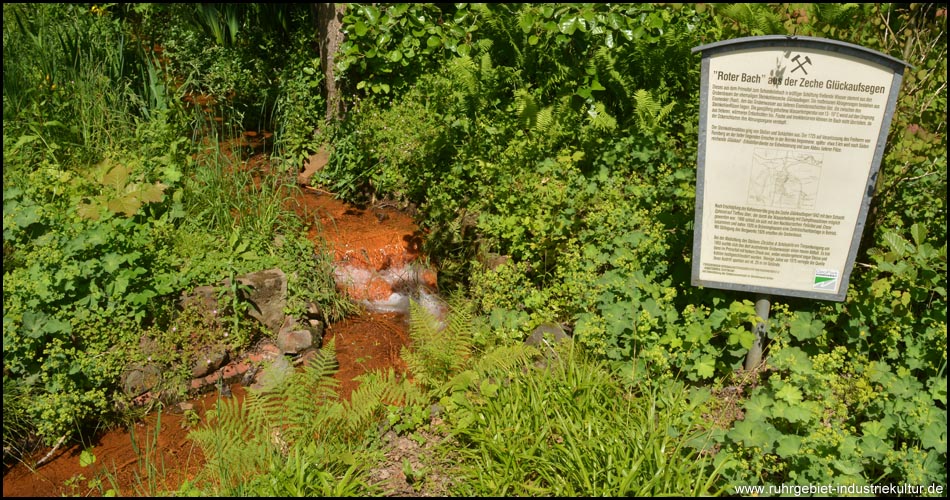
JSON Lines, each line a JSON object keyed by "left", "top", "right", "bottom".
{"left": 691, "top": 36, "right": 909, "bottom": 301}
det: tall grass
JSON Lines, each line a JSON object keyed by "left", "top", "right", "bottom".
{"left": 2, "top": 3, "right": 147, "bottom": 166}
{"left": 446, "top": 345, "right": 727, "bottom": 496}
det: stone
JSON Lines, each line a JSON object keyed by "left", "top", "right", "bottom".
{"left": 122, "top": 363, "right": 162, "bottom": 398}
{"left": 525, "top": 322, "right": 572, "bottom": 363}
{"left": 234, "top": 268, "right": 288, "bottom": 335}
{"left": 277, "top": 329, "right": 314, "bottom": 354}
{"left": 191, "top": 347, "right": 229, "bottom": 378}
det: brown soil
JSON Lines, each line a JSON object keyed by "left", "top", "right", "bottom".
{"left": 2, "top": 148, "right": 424, "bottom": 496}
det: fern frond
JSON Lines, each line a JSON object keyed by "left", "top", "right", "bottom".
{"left": 473, "top": 343, "right": 539, "bottom": 378}
{"left": 633, "top": 89, "right": 675, "bottom": 134}
{"left": 513, "top": 87, "right": 539, "bottom": 130}
{"left": 342, "top": 370, "right": 389, "bottom": 437}
{"left": 534, "top": 104, "right": 555, "bottom": 133}
{"left": 449, "top": 55, "right": 479, "bottom": 95}
{"left": 587, "top": 101, "right": 618, "bottom": 131}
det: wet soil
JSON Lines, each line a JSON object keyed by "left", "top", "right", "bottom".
{"left": 2, "top": 146, "right": 424, "bottom": 496}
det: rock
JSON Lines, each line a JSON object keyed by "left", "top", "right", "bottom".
{"left": 122, "top": 363, "right": 162, "bottom": 398}
{"left": 192, "top": 347, "right": 229, "bottom": 378}
{"left": 525, "top": 322, "right": 572, "bottom": 364}
{"left": 277, "top": 329, "right": 313, "bottom": 354}
{"left": 234, "top": 268, "right": 288, "bottom": 335}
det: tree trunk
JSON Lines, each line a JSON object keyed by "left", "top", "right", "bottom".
{"left": 314, "top": 3, "right": 347, "bottom": 122}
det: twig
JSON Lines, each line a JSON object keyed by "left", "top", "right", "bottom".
{"left": 33, "top": 434, "right": 67, "bottom": 468}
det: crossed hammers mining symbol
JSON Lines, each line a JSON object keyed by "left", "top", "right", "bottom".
{"left": 791, "top": 54, "right": 812, "bottom": 74}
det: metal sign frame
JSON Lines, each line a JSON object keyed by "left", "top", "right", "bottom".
{"left": 691, "top": 35, "right": 911, "bottom": 301}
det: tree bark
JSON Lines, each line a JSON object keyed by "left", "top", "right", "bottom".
{"left": 314, "top": 3, "right": 347, "bottom": 122}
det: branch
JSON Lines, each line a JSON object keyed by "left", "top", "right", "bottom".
{"left": 33, "top": 434, "right": 67, "bottom": 469}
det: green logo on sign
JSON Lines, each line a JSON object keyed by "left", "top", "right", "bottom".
{"left": 813, "top": 269, "right": 839, "bottom": 290}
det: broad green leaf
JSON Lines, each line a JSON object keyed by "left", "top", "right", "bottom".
{"left": 694, "top": 356, "right": 715, "bottom": 379}
{"left": 107, "top": 194, "right": 141, "bottom": 217}
{"left": 862, "top": 420, "right": 890, "bottom": 439}
{"left": 727, "top": 418, "right": 778, "bottom": 452}
{"left": 883, "top": 231, "right": 911, "bottom": 256}
{"left": 930, "top": 376, "right": 947, "bottom": 405}
{"left": 920, "top": 420, "right": 947, "bottom": 453}
{"left": 102, "top": 163, "right": 130, "bottom": 191}
{"left": 833, "top": 459, "right": 863, "bottom": 476}
{"left": 743, "top": 393, "right": 772, "bottom": 421}
{"left": 858, "top": 435, "right": 889, "bottom": 460}
{"left": 138, "top": 182, "right": 166, "bottom": 204}
{"left": 775, "top": 434, "right": 802, "bottom": 458}
{"left": 789, "top": 312, "right": 823, "bottom": 341}
{"left": 775, "top": 383, "right": 803, "bottom": 405}
{"left": 102, "top": 253, "right": 124, "bottom": 273}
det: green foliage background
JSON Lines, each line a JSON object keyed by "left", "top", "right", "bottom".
{"left": 327, "top": 2, "right": 947, "bottom": 492}
{"left": 2, "top": 2, "right": 945, "bottom": 495}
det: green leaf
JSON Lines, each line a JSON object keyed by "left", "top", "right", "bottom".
{"left": 80, "top": 448, "right": 97, "bottom": 467}
{"left": 910, "top": 223, "right": 927, "bottom": 247}
{"left": 930, "top": 377, "right": 947, "bottom": 405}
{"left": 102, "top": 162, "right": 130, "bottom": 192}
{"left": 102, "top": 253, "right": 124, "bottom": 273}
{"left": 559, "top": 16, "right": 580, "bottom": 35}
{"left": 775, "top": 383, "right": 803, "bottom": 405}
{"left": 772, "top": 400, "right": 812, "bottom": 423}
{"left": 727, "top": 418, "right": 778, "bottom": 452}
{"left": 694, "top": 356, "right": 716, "bottom": 379}
{"left": 789, "top": 312, "right": 823, "bottom": 341}
{"left": 920, "top": 421, "right": 947, "bottom": 453}
{"left": 11, "top": 134, "right": 40, "bottom": 151}
{"left": 137, "top": 182, "right": 166, "bottom": 204}
{"left": 833, "top": 459, "right": 864, "bottom": 476}
{"left": 775, "top": 434, "right": 802, "bottom": 458}
{"left": 858, "top": 435, "right": 889, "bottom": 460}
{"left": 883, "top": 232, "right": 911, "bottom": 256}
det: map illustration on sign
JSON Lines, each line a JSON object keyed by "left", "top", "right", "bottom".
{"left": 746, "top": 148, "right": 822, "bottom": 210}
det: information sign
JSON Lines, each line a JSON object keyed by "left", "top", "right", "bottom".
{"left": 691, "top": 36, "right": 910, "bottom": 301}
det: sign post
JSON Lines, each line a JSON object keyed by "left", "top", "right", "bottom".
{"left": 690, "top": 36, "right": 910, "bottom": 366}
